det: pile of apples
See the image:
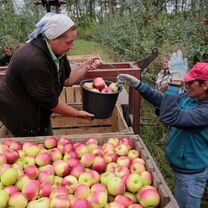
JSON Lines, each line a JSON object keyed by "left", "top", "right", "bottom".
{"left": 83, "top": 77, "right": 120, "bottom": 93}
{"left": 0, "top": 136, "right": 160, "bottom": 208}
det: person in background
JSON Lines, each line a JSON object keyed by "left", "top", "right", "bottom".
{"left": 117, "top": 50, "right": 208, "bottom": 208}
{"left": 0, "top": 46, "right": 13, "bottom": 66}
{"left": 0, "top": 13, "right": 101, "bottom": 137}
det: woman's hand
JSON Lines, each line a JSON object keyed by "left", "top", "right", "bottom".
{"left": 84, "top": 57, "right": 102, "bottom": 70}
{"left": 77, "top": 110, "right": 95, "bottom": 119}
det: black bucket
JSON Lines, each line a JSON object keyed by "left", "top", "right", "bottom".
{"left": 80, "top": 79, "right": 122, "bottom": 118}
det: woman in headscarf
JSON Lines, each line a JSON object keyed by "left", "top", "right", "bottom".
{"left": 0, "top": 13, "right": 101, "bottom": 137}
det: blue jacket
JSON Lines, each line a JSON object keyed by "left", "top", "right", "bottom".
{"left": 137, "top": 83, "right": 208, "bottom": 172}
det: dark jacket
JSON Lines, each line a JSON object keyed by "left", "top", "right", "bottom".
{"left": 0, "top": 35, "right": 71, "bottom": 136}
{"left": 0, "top": 55, "right": 12, "bottom": 66}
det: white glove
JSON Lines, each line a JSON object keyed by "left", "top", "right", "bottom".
{"left": 169, "top": 50, "right": 188, "bottom": 81}
{"left": 117, "top": 74, "right": 141, "bottom": 88}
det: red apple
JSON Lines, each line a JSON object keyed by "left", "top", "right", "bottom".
{"left": 22, "top": 179, "right": 40, "bottom": 201}
{"left": 93, "top": 77, "right": 106, "bottom": 91}
{"left": 71, "top": 198, "right": 91, "bottom": 208}
{"left": 44, "top": 137, "right": 58, "bottom": 149}
{"left": 101, "top": 87, "right": 114, "bottom": 93}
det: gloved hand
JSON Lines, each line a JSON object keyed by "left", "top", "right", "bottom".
{"left": 169, "top": 50, "right": 188, "bottom": 81}
{"left": 117, "top": 74, "right": 141, "bottom": 88}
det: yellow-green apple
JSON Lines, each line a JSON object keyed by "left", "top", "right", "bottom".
{"left": 114, "top": 195, "right": 133, "bottom": 207}
{"left": 101, "top": 87, "right": 114, "bottom": 93}
{"left": 44, "top": 137, "right": 58, "bottom": 149}
{"left": 27, "top": 197, "right": 50, "bottom": 208}
{"left": 70, "top": 164, "right": 85, "bottom": 178}
{"left": 115, "top": 144, "right": 129, "bottom": 156}
{"left": 100, "top": 171, "right": 116, "bottom": 186}
{"left": 124, "top": 192, "right": 137, "bottom": 203}
{"left": 4, "top": 185, "right": 19, "bottom": 196}
{"left": 39, "top": 182, "right": 52, "bottom": 197}
{"left": 93, "top": 77, "right": 106, "bottom": 91}
{"left": 78, "top": 171, "right": 96, "bottom": 187}
{"left": 53, "top": 175, "right": 63, "bottom": 186}
{"left": 38, "top": 171, "right": 54, "bottom": 184}
{"left": 102, "top": 143, "right": 114, "bottom": 152}
{"left": 91, "top": 88, "right": 100, "bottom": 93}
{"left": 74, "top": 184, "right": 91, "bottom": 199}
{"left": 106, "top": 202, "right": 125, "bottom": 208}
{"left": 53, "top": 160, "right": 71, "bottom": 177}
{"left": 0, "top": 189, "right": 9, "bottom": 207}
{"left": 50, "top": 194, "right": 70, "bottom": 208}
{"left": 75, "top": 143, "right": 89, "bottom": 158}
{"left": 130, "top": 162, "right": 145, "bottom": 174}
{"left": 35, "top": 152, "right": 52, "bottom": 166}
{"left": 0, "top": 163, "right": 11, "bottom": 176}
{"left": 4, "top": 149, "right": 19, "bottom": 164}
{"left": 106, "top": 162, "right": 118, "bottom": 172}
{"left": 62, "top": 175, "right": 78, "bottom": 194}
{"left": 114, "top": 166, "right": 130, "bottom": 178}
{"left": 109, "top": 82, "right": 119, "bottom": 92}
{"left": 86, "top": 137, "right": 98, "bottom": 145}
{"left": 91, "top": 183, "right": 107, "bottom": 193}
{"left": 107, "top": 177, "right": 125, "bottom": 196}
{"left": 24, "top": 165, "right": 39, "bottom": 179}
{"left": 17, "top": 149, "right": 25, "bottom": 158}
{"left": 83, "top": 82, "right": 94, "bottom": 90}
{"left": 87, "top": 190, "right": 108, "bottom": 208}
{"left": 1, "top": 167, "right": 18, "bottom": 186}
{"left": 141, "top": 171, "right": 152, "bottom": 186}
{"left": 116, "top": 156, "right": 131, "bottom": 168}
{"left": 23, "top": 143, "right": 40, "bottom": 157}
{"left": 139, "top": 186, "right": 160, "bottom": 207}
{"left": 128, "top": 150, "right": 140, "bottom": 160}
{"left": 128, "top": 204, "right": 143, "bottom": 208}
{"left": 39, "top": 164, "right": 55, "bottom": 175}
{"left": 8, "top": 192, "right": 28, "bottom": 208}
{"left": 80, "top": 153, "right": 95, "bottom": 168}
{"left": 103, "top": 152, "right": 118, "bottom": 163}
{"left": 91, "top": 156, "right": 107, "bottom": 173}
{"left": 87, "top": 142, "right": 98, "bottom": 153}
{"left": 22, "top": 179, "right": 40, "bottom": 200}
{"left": 107, "top": 137, "right": 120, "bottom": 147}
{"left": 15, "top": 174, "right": 30, "bottom": 190}
{"left": 125, "top": 173, "right": 143, "bottom": 193}
{"left": 50, "top": 148, "right": 63, "bottom": 161}
{"left": 0, "top": 153, "right": 7, "bottom": 166}
{"left": 71, "top": 198, "right": 91, "bottom": 208}
{"left": 23, "top": 156, "right": 36, "bottom": 169}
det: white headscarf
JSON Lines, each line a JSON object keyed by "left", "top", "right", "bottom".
{"left": 28, "top": 13, "right": 75, "bottom": 42}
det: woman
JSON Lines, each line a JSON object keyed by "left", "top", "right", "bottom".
{"left": 117, "top": 50, "right": 208, "bottom": 208}
{"left": 0, "top": 13, "right": 101, "bottom": 137}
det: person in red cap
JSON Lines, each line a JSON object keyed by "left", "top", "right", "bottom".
{"left": 117, "top": 50, "right": 208, "bottom": 208}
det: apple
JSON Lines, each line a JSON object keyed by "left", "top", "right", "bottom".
{"left": 74, "top": 184, "right": 91, "bottom": 199}
{"left": 91, "top": 88, "right": 100, "bottom": 93}
{"left": 107, "top": 177, "right": 125, "bottom": 196}
{"left": 0, "top": 189, "right": 9, "bottom": 208}
{"left": 90, "top": 170, "right": 100, "bottom": 184}
{"left": 4, "top": 149, "right": 19, "bottom": 164}
{"left": 92, "top": 146, "right": 104, "bottom": 156}
{"left": 106, "top": 202, "right": 125, "bottom": 208}
{"left": 24, "top": 165, "right": 39, "bottom": 179}
{"left": 38, "top": 171, "right": 54, "bottom": 184}
{"left": 39, "top": 164, "right": 55, "bottom": 174}
{"left": 0, "top": 153, "right": 7, "bottom": 166}
{"left": 70, "top": 164, "right": 85, "bottom": 178}
{"left": 114, "top": 195, "right": 133, "bottom": 207}
{"left": 23, "top": 156, "right": 36, "bottom": 169}
{"left": 71, "top": 198, "right": 91, "bottom": 208}
{"left": 128, "top": 204, "right": 143, "bottom": 208}
{"left": 35, "top": 152, "right": 52, "bottom": 166}
{"left": 62, "top": 175, "right": 78, "bottom": 194}
{"left": 141, "top": 171, "right": 152, "bottom": 186}
{"left": 50, "top": 148, "right": 63, "bottom": 161}
{"left": 8, "top": 192, "right": 28, "bottom": 208}
{"left": 39, "top": 182, "right": 52, "bottom": 197}
{"left": 114, "top": 166, "right": 130, "bottom": 178}
{"left": 103, "top": 152, "right": 118, "bottom": 163}
{"left": 102, "top": 143, "right": 114, "bottom": 152}
{"left": 125, "top": 173, "right": 143, "bottom": 193}
{"left": 22, "top": 179, "right": 40, "bottom": 201}
{"left": 100, "top": 171, "right": 116, "bottom": 186}
{"left": 91, "top": 183, "right": 107, "bottom": 193}
{"left": 62, "top": 143, "right": 73, "bottom": 154}
{"left": 67, "top": 158, "right": 80, "bottom": 168}
{"left": 91, "top": 156, "right": 107, "bottom": 173}
{"left": 8, "top": 141, "right": 22, "bottom": 151}
{"left": 86, "top": 137, "right": 98, "bottom": 145}
{"left": 128, "top": 149, "right": 140, "bottom": 160}
{"left": 109, "top": 82, "right": 119, "bottom": 92}
{"left": 44, "top": 137, "right": 58, "bottom": 149}
{"left": 80, "top": 153, "right": 95, "bottom": 168}
{"left": 50, "top": 186, "right": 69, "bottom": 197}
{"left": 93, "top": 77, "right": 106, "bottom": 91}
{"left": 124, "top": 192, "right": 137, "bottom": 203}
{"left": 87, "top": 190, "right": 108, "bottom": 208}
{"left": 4, "top": 185, "right": 19, "bottom": 196}
{"left": 101, "top": 86, "right": 114, "bottom": 93}
{"left": 87, "top": 142, "right": 98, "bottom": 153}
{"left": 53, "top": 160, "right": 71, "bottom": 177}
{"left": 1, "top": 167, "right": 18, "bottom": 186}
{"left": 27, "top": 197, "right": 50, "bottom": 208}
{"left": 78, "top": 171, "right": 96, "bottom": 187}
{"left": 107, "top": 137, "right": 120, "bottom": 147}
{"left": 0, "top": 163, "right": 11, "bottom": 176}
{"left": 130, "top": 162, "right": 145, "bottom": 174}
{"left": 75, "top": 143, "right": 89, "bottom": 158}
{"left": 119, "top": 137, "right": 133, "bottom": 150}
{"left": 115, "top": 144, "right": 129, "bottom": 156}
{"left": 16, "top": 175, "right": 30, "bottom": 190}
{"left": 83, "top": 82, "right": 93, "bottom": 90}
{"left": 139, "top": 187, "right": 160, "bottom": 207}
{"left": 50, "top": 194, "right": 70, "bottom": 208}
{"left": 132, "top": 158, "right": 145, "bottom": 165}
{"left": 106, "top": 162, "right": 118, "bottom": 172}
{"left": 53, "top": 175, "right": 63, "bottom": 186}
{"left": 116, "top": 156, "right": 131, "bottom": 168}
{"left": 23, "top": 143, "right": 40, "bottom": 157}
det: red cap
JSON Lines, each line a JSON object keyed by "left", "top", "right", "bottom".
{"left": 184, "top": 63, "right": 208, "bottom": 82}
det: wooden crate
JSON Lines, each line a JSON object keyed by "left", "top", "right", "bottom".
{"left": 0, "top": 134, "right": 179, "bottom": 208}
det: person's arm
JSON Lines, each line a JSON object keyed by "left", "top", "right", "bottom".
{"left": 51, "top": 100, "right": 94, "bottom": 119}
{"left": 65, "top": 57, "right": 101, "bottom": 86}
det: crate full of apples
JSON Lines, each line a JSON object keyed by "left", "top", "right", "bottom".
{"left": 0, "top": 136, "right": 164, "bottom": 208}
